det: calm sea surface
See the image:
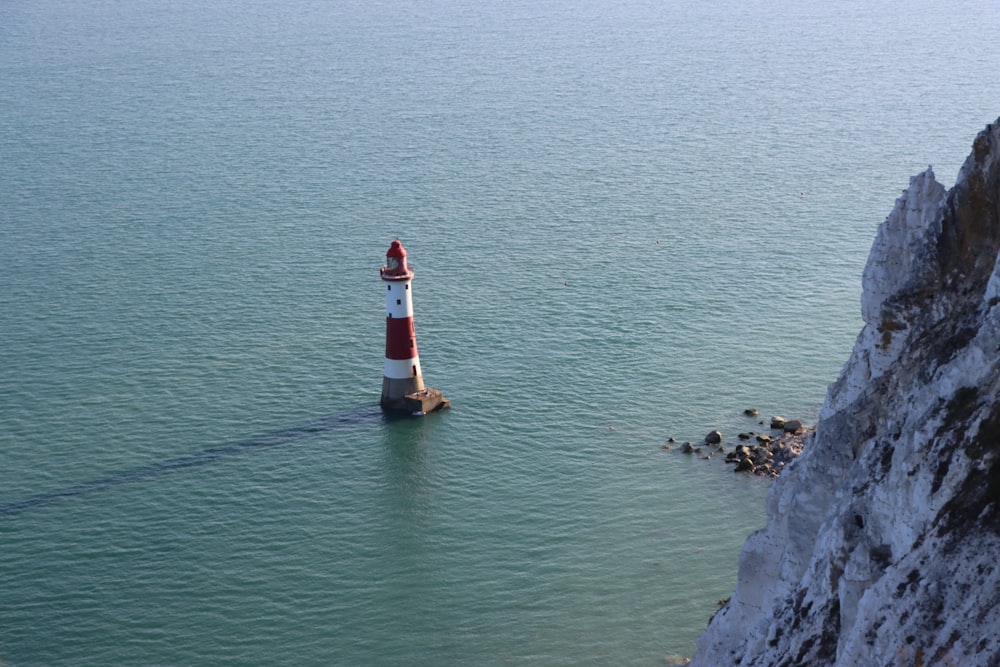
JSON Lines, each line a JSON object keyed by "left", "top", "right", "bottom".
{"left": 2, "top": 0, "right": 999, "bottom": 663}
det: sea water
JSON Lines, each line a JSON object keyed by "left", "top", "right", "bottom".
{"left": 2, "top": 0, "right": 999, "bottom": 663}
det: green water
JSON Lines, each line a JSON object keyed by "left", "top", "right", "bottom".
{"left": 2, "top": 0, "right": 999, "bottom": 663}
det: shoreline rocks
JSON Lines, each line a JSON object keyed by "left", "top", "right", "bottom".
{"left": 723, "top": 427, "right": 814, "bottom": 477}
{"left": 669, "top": 409, "right": 814, "bottom": 477}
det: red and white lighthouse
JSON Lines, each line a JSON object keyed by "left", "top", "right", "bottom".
{"left": 379, "top": 240, "right": 448, "bottom": 414}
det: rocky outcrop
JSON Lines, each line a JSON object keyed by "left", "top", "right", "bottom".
{"left": 725, "top": 428, "right": 812, "bottom": 477}
{"left": 692, "top": 119, "right": 1000, "bottom": 666}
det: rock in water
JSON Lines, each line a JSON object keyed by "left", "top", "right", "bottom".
{"left": 781, "top": 419, "right": 803, "bottom": 433}
{"left": 692, "top": 119, "right": 1000, "bottom": 666}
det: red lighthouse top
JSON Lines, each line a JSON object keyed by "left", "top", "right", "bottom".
{"left": 380, "top": 239, "right": 414, "bottom": 281}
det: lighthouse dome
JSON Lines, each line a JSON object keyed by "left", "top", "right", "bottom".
{"left": 386, "top": 239, "right": 406, "bottom": 259}
{"left": 381, "top": 240, "right": 413, "bottom": 280}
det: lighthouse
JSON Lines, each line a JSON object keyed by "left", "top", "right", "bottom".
{"left": 379, "top": 240, "right": 449, "bottom": 414}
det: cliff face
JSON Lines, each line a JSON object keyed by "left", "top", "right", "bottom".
{"left": 692, "top": 118, "right": 1000, "bottom": 666}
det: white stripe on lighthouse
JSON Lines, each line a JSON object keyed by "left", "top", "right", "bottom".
{"left": 385, "top": 281, "right": 414, "bottom": 319}
{"left": 384, "top": 357, "right": 422, "bottom": 379}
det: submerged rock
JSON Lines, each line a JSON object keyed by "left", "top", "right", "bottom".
{"left": 692, "top": 119, "right": 1000, "bottom": 666}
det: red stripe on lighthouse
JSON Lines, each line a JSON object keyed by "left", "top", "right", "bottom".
{"left": 385, "top": 316, "right": 418, "bottom": 360}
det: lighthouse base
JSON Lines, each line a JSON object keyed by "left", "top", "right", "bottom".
{"left": 380, "top": 387, "right": 450, "bottom": 416}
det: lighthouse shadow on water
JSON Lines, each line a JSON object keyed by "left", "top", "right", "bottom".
{"left": 0, "top": 401, "right": 437, "bottom": 521}
{"left": 0, "top": 405, "right": 385, "bottom": 520}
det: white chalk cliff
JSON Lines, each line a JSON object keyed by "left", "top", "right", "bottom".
{"left": 692, "top": 118, "right": 1000, "bottom": 666}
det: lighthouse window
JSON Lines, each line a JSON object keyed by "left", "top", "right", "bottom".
{"left": 405, "top": 284, "right": 409, "bottom": 290}
{"left": 412, "top": 365, "right": 418, "bottom": 376}
{"left": 409, "top": 339, "right": 414, "bottom": 348}
{"left": 396, "top": 299, "right": 401, "bottom": 305}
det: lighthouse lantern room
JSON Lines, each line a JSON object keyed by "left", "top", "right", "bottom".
{"left": 379, "top": 240, "right": 449, "bottom": 415}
